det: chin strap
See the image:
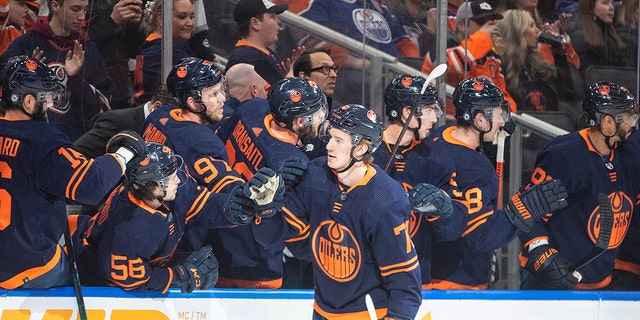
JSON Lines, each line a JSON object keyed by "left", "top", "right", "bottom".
{"left": 599, "top": 123, "right": 619, "bottom": 150}
{"left": 472, "top": 120, "right": 492, "bottom": 154}
{"left": 336, "top": 145, "right": 363, "bottom": 174}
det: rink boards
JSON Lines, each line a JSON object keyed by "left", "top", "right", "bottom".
{"left": 1, "top": 288, "right": 639, "bottom": 320}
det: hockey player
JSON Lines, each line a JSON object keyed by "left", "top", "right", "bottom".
{"left": 0, "top": 56, "right": 146, "bottom": 289}
{"left": 213, "top": 77, "right": 325, "bottom": 288}
{"left": 75, "top": 142, "right": 285, "bottom": 292}
{"left": 249, "top": 104, "right": 422, "bottom": 319}
{"left": 142, "top": 57, "right": 244, "bottom": 249}
{"left": 519, "top": 81, "right": 640, "bottom": 290}
{"left": 373, "top": 74, "right": 465, "bottom": 289}
{"left": 426, "top": 77, "right": 568, "bottom": 289}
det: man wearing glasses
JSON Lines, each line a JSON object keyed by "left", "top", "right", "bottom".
{"left": 519, "top": 81, "right": 640, "bottom": 290}
{"left": 293, "top": 48, "right": 338, "bottom": 111}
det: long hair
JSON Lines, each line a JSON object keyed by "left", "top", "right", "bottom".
{"left": 575, "top": 0, "right": 625, "bottom": 48}
{"left": 616, "top": 0, "right": 639, "bottom": 28}
{"left": 498, "top": 10, "right": 555, "bottom": 95}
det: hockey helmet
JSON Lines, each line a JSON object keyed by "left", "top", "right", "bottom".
{"left": 384, "top": 74, "right": 439, "bottom": 119}
{"left": 583, "top": 81, "right": 638, "bottom": 126}
{"left": 268, "top": 77, "right": 328, "bottom": 128}
{"left": 126, "top": 142, "right": 181, "bottom": 191}
{"left": 453, "top": 77, "right": 507, "bottom": 124}
{"left": 328, "top": 104, "right": 383, "bottom": 153}
{"left": 166, "top": 57, "right": 224, "bottom": 104}
{"left": 0, "top": 55, "right": 63, "bottom": 109}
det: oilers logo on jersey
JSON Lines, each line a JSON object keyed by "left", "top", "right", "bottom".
{"left": 312, "top": 220, "right": 361, "bottom": 282}
{"left": 588, "top": 192, "right": 633, "bottom": 248}
{"left": 352, "top": 9, "right": 392, "bottom": 44}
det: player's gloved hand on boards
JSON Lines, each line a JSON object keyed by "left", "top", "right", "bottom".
{"left": 106, "top": 130, "right": 148, "bottom": 164}
{"left": 278, "top": 157, "right": 308, "bottom": 190}
{"left": 223, "top": 184, "right": 256, "bottom": 225}
{"left": 525, "top": 244, "right": 579, "bottom": 290}
{"left": 172, "top": 245, "right": 219, "bottom": 293}
{"left": 244, "top": 167, "right": 284, "bottom": 218}
{"left": 504, "top": 179, "right": 568, "bottom": 232}
{"left": 407, "top": 183, "right": 453, "bottom": 218}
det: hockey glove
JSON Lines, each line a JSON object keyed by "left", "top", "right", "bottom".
{"left": 223, "top": 184, "right": 257, "bottom": 225}
{"left": 525, "top": 245, "right": 579, "bottom": 290}
{"left": 407, "top": 183, "right": 453, "bottom": 219}
{"left": 106, "top": 130, "right": 148, "bottom": 163}
{"left": 244, "top": 167, "right": 285, "bottom": 218}
{"left": 278, "top": 157, "right": 308, "bottom": 190}
{"left": 172, "top": 245, "right": 219, "bottom": 293}
{"left": 504, "top": 179, "right": 568, "bottom": 232}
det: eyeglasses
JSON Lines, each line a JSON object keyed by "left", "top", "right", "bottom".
{"left": 309, "top": 65, "right": 339, "bottom": 75}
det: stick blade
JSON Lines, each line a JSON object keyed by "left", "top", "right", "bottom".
{"left": 595, "top": 193, "right": 614, "bottom": 250}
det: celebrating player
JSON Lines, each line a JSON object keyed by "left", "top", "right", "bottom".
{"left": 214, "top": 77, "right": 325, "bottom": 288}
{"left": 74, "top": 142, "right": 284, "bottom": 292}
{"left": 373, "top": 74, "right": 465, "bottom": 289}
{"left": 519, "top": 81, "right": 640, "bottom": 290}
{"left": 426, "top": 77, "right": 568, "bottom": 289}
{"left": 0, "top": 56, "right": 146, "bottom": 289}
{"left": 248, "top": 104, "right": 422, "bottom": 319}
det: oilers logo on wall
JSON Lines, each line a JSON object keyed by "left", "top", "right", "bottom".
{"left": 46, "top": 62, "right": 71, "bottom": 114}
{"left": 312, "top": 221, "right": 361, "bottom": 282}
{"left": 352, "top": 9, "right": 392, "bottom": 44}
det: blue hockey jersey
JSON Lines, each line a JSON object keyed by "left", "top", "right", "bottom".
{"left": 372, "top": 134, "right": 465, "bottom": 288}
{"left": 255, "top": 158, "right": 421, "bottom": 319}
{"left": 214, "top": 98, "right": 310, "bottom": 288}
{"left": 0, "top": 119, "right": 123, "bottom": 289}
{"left": 519, "top": 129, "right": 640, "bottom": 288}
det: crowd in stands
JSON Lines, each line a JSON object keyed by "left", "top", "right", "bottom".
{"left": 1, "top": 0, "right": 639, "bottom": 313}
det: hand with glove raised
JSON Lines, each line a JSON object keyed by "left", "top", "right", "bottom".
{"left": 106, "top": 130, "right": 148, "bottom": 164}
{"left": 171, "top": 245, "right": 219, "bottom": 293}
{"left": 407, "top": 183, "right": 453, "bottom": 218}
{"left": 278, "top": 157, "right": 308, "bottom": 190}
{"left": 505, "top": 179, "right": 568, "bottom": 232}
{"left": 244, "top": 167, "right": 285, "bottom": 218}
{"left": 524, "top": 244, "right": 579, "bottom": 290}
{"left": 223, "top": 184, "right": 257, "bottom": 225}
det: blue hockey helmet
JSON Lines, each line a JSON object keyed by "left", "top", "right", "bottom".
{"left": 583, "top": 81, "right": 638, "bottom": 126}
{"left": 384, "top": 74, "right": 439, "bottom": 119}
{"left": 268, "top": 77, "right": 327, "bottom": 129}
{"left": 166, "top": 57, "right": 224, "bottom": 105}
{"left": 126, "top": 142, "right": 181, "bottom": 192}
{"left": 1, "top": 55, "right": 63, "bottom": 110}
{"left": 453, "top": 77, "right": 507, "bottom": 124}
{"left": 328, "top": 104, "right": 383, "bottom": 153}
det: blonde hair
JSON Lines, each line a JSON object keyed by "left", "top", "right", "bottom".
{"left": 142, "top": 0, "right": 193, "bottom": 34}
{"left": 498, "top": 9, "right": 555, "bottom": 96}
{"left": 616, "top": 0, "right": 639, "bottom": 28}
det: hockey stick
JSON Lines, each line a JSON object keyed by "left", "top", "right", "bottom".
{"left": 64, "top": 213, "right": 88, "bottom": 320}
{"left": 487, "top": 127, "right": 511, "bottom": 289}
{"left": 365, "top": 294, "right": 377, "bottom": 320}
{"left": 570, "top": 193, "right": 614, "bottom": 281}
{"left": 383, "top": 64, "right": 448, "bottom": 172}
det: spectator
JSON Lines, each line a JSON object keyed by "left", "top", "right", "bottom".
{"left": 0, "top": 0, "right": 29, "bottom": 55}
{"left": 86, "top": 0, "right": 146, "bottom": 109}
{"left": 142, "top": 58, "right": 244, "bottom": 250}
{"left": 519, "top": 81, "right": 639, "bottom": 290}
{"left": 74, "top": 84, "right": 174, "bottom": 158}
{"left": 382, "top": 0, "right": 430, "bottom": 54}
{"left": 497, "top": 9, "right": 582, "bottom": 112}
{"left": 373, "top": 74, "right": 464, "bottom": 289}
{"left": 0, "top": 56, "right": 144, "bottom": 290}
{"left": 132, "top": 0, "right": 202, "bottom": 105}
{"left": 299, "top": 0, "right": 419, "bottom": 105}
{"left": 226, "top": 0, "right": 301, "bottom": 78}
{"left": 74, "top": 142, "right": 282, "bottom": 292}
{"left": 251, "top": 104, "right": 422, "bottom": 319}
{"left": 568, "top": 0, "right": 627, "bottom": 73}
{"left": 426, "top": 78, "right": 567, "bottom": 289}
{"left": 214, "top": 77, "right": 326, "bottom": 289}
{"left": 614, "top": 0, "right": 638, "bottom": 70}
{"left": 422, "top": 0, "right": 517, "bottom": 119}
{"left": 1, "top": 0, "right": 114, "bottom": 141}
